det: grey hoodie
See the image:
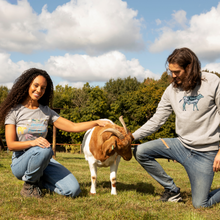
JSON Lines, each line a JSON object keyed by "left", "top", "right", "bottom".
{"left": 132, "top": 72, "right": 220, "bottom": 151}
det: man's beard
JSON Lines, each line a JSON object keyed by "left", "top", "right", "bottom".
{"left": 173, "top": 77, "right": 182, "bottom": 85}
{"left": 172, "top": 74, "right": 186, "bottom": 87}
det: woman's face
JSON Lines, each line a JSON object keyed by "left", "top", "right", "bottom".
{"left": 28, "top": 75, "right": 47, "bottom": 102}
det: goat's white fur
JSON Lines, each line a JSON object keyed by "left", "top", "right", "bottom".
{"left": 81, "top": 119, "right": 121, "bottom": 195}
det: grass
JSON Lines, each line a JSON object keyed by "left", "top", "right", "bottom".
{"left": 0, "top": 151, "right": 220, "bottom": 220}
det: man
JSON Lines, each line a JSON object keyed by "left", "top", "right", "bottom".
{"left": 133, "top": 47, "right": 220, "bottom": 208}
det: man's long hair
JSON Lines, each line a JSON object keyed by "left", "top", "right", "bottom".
{"left": 0, "top": 68, "right": 54, "bottom": 126}
{"left": 166, "top": 47, "right": 201, "bottom": 91}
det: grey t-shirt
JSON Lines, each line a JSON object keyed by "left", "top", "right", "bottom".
{"left": 5, "top": 104, "right": 59, "bottom": 158}
{"left": 132, "top": 72, "right": 220, "bottom": 151}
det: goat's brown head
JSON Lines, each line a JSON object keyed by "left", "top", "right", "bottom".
{"left": 100, "top": 116, "right": 134, "bottom": 161}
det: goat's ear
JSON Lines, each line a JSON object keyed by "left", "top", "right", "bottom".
{"left": 102, "top": 136, "right": 117, "bottom": 158}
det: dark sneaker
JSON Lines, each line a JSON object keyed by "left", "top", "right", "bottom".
{"left": 159, "top": 188, "right": 182, "bottom": 202}
{"left": 20, "top": 182, "right": 43, "bottom": 198}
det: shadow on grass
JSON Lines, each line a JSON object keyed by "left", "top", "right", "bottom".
{"left": 40, "top": 181, "right": 191, "bottom": 202}
{"left": 0, "top": 164, "right": 6, "bottom": 168}
{"left": 81, "top": 181, "right": 155, "bottom": 195}
{"left": 56, "top": 156, "right": 85, "bottom": 160}
{"left": 80, "top": 181, "right": 192, "bottom": 204}
{"left": 210, "top": 187, "right": 220, "bottom": 192}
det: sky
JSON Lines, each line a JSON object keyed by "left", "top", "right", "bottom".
{"left": 1, "top": 0, "right": 220, "bottom": 88}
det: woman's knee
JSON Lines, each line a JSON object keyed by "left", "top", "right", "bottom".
{"left": 55, "top": 173, "right": 81, "bottom": 197}
{"left": 37, "top": 147, "right": 53, "bottom": 162}
{"left": 62, "top": 184, "right": 81, "bottom": 197}
{"left": 57, "top": 181, "right": 81, "bottom": 197}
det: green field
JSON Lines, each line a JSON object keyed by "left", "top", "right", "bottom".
{"left": 0, "top": 151, "right": 220, "bottom": 220}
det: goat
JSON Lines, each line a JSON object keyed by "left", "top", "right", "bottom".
{"left": 81, "top": 116, "right": 133, "bottom": 195}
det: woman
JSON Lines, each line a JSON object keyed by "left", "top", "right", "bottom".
{"left": 0, "top": 68, "right": 109, "bottom": 198}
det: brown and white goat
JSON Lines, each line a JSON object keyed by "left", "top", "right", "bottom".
{"left": 81, "top": 116, "right": 133, "bottom": 195}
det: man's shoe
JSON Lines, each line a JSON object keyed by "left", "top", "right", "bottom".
{"left": 20, "top": 182, "right": 43, "bottom": 198}
{"left": 159, "top": 188, "right": 182, "bottom": 202}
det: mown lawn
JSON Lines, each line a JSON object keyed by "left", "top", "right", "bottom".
{"left": 0, "top": 151, "right": 220, "bottom": 220}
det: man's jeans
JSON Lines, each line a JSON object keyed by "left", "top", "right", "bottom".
{"left": 11, "top": 146, "right": 81, "bottom": 197}
{"left": 133, "top": 138, "right": 220, "bottom": 208}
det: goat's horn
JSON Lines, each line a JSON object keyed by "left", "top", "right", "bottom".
{"left": 119, "top": 116, "right": 128, "bottom": 134}
{"left": 100, "top": 128, "right": 124, "bottom": 140}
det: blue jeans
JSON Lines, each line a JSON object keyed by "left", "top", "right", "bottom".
{"left": 11, "top": 146, "right": 81, "bottom": 197}
{"left": 133, "top": 138, "right": 220, "bottom": 208}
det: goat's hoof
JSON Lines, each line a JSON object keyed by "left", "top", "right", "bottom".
{"left": 90, "top": 192, "right": 96, "bottom": 195}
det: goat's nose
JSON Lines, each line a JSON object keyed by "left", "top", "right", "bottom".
{"left": 124, "top": 155, "right": 132, "bottom": 161}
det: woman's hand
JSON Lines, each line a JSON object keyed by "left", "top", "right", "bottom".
{"left": 213, "top": 150, "right": 220, "bottom": 172}
{"left": 95, "top": 120, "right": 112, "bottom": 127}
{"left": 31, "top": 137, "right": 51, "bottom": 148}
{"left": 5, "top": 124, "right": 51, "bottom": 151}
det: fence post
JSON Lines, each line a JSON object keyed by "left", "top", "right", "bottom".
{"left": 52, "top": 125, "right": 57, "bottom": 158}
{"left": 52, "top": 108, "right": 62, "bottom": 158}
{"left": 0, "top": 136, "right": 4, "bottom": 151}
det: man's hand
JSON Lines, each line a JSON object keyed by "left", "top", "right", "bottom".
{"left": 213, "top": 150, "right": 220, "bottom": 172}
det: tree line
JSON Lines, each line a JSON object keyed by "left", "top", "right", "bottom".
{"left": 0, "top": 70, "right": 219, "bottom": 145}
{"left": 52, "top": 71, "right": 174, "bottom": 145}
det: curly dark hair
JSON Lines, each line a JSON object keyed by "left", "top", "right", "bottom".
{"left": 166, "top": 47, "right": 201, "bottom": 91}
{"left": 0, "top": 68, "right": 54, "bottom": 126}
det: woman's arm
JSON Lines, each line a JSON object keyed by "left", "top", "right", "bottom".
{"left": 5, "top": 124, "right": 51, "bottom": 151}
{"left": 53, "top": 117, "right": 110, "bottom": 132}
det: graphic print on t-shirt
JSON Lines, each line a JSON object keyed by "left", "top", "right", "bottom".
{"left": 17, "top": 118, "right": 48, "bottom": 140}
{"left": 25, "top": 134, "right": 37, "bottom": 140}
{"left": 17, "top": 126, "right": 27, "bottom": 134}
{"left": 179, "top": 94, "right": 204, "bottom": 111}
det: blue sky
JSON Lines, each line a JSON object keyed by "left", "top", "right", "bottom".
{"left": 1, "top": 0, "right": 220, "bottom": 88}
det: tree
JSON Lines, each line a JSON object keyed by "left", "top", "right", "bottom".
{"left": 58, "top": 83, "right": 108, "bottom": 144}
{"left": 53, "top": 85, "right": 74, "bottom": 108}
{"left": 123, "top": 73, "right": 176, "bottom": 143}
{"left": 0, "top": 86, "right": 9, "bottom": 104}
{"left": 0, "top": 86, "right": 8, "bottom": 149}
{"left": 50, "top": 74, "right": 177, "bottom": 145}
{"left": 104, "top": 76, "right": 141, "bottom": 104}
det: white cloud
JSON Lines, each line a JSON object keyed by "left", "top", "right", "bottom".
{"left": 1, "top": 82, "right": 13, "bottom": 89}
{"left": 0, "top": 0, "right": 43, "bottom": 53}
{"left": 0, "top": 0, "right": 144, "bottom": 54}
{"left": 150, "top": 3, "right": 220, "bottom": 62}
{"left": 44, "top": 51, "right": 160, "bottom": 83}
{"left": 155, "top": 19, "right": 161, "bottom": 25}
{"left": 0, "top": 52, "right": 42, "bottom": 83}
{"left": 0, "top": 51, "right": 160, "bottom": 87}
{"left": 202, "top": 63, "right": 220, "bottom": 73}
{"left": 58, "top": 81, "right": 86, "bottom": 88}
{"left": 171, "top": 10, "right": 187, "bottom": 29}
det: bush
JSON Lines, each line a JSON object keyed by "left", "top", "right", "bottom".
{"left": 63, "top": 144, "right": 81, "bottom": 154}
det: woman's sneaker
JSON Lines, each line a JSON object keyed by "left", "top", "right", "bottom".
{"left": 159, "top": 188, "right": 182, "bottom": 202}
{"left": 20, "top": 182, "right": 43, "bottom": 198}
